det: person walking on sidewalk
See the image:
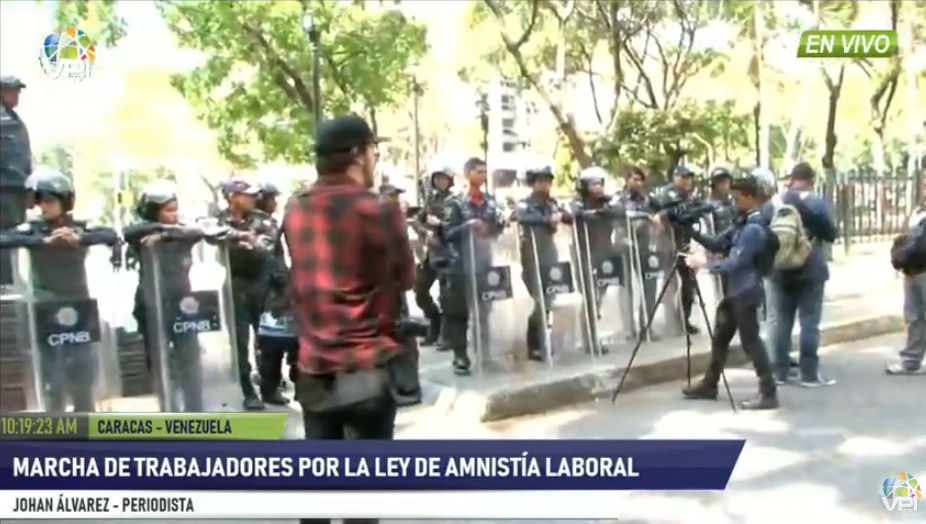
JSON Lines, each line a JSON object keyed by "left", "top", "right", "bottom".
{"left": 769, "top": 163, "right": 838, "bottom": 388}
{"left": 886, "top": 196, "right": 926, "bottom": 375}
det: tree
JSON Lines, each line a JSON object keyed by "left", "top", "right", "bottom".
{"left": 89, "top": 166, "right": 178, "bottom": 226}
{"left": 156, "top": 0, "right": 428, "bottom": 167}
{"left": 468, "top": 0, "right": 727, "bottom": 180}
{"left": 37, "top": 145, "right": 75, "bottom": 180}
{"left": 48, "top": 0, "right": 127, "bottom": 47}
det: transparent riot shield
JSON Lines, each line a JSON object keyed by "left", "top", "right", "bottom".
{"left": 462, "top": 224, "right": 533, "bottom": 374}
{"left": 141, "top": 238, "right": 239, "bottom": 412}
{"left": 698, "top": 214, "right": 724, "bottom": 319}
{"left": 0, "top": 245, "right": 121, "bottom": 413}
{"left": 627, "top": 214, "right": 684, "bottom": 341}
{"left": 571, "top": 214, "right": 631, "bottom": 355}
{"left": 521, "top": 223, "right": 588, "bottom": 365}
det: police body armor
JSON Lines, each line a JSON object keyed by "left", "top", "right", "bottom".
{"left": 0, "top": 219, "right": 120, "bottom": 413}
{"left": 0, "top": 105, "right": 31, "bottom": 188}
{"left": 137, "top": 221, "right": 240, "bottom": 412}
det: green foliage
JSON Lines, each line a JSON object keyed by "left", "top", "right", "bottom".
{"left": 48, "top": 0, "right": 127, "bottom": 47}
{"left": 157, "top": 0, "right": 428, "bottom": 167}
{"left": 37, "top": 145, "right": 75, "bottom": 180}
{"left": 90, "top": 166, "right": 178, "bottom": 226}
{"left": 594, "top": 100, "right": 752, "bottom": 183}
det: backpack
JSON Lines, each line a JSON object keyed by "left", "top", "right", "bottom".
{"left": 769, "top": 204, "right": 812, "bottom": 270}
{"left": 757, "top": 224, "right": 780, "bottom": 277}
{"left": 891, "top": 219, "right": 926, "bottom": 275}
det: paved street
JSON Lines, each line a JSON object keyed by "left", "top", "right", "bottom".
{"left": 14, "top": 332, "right": 923, "bottom": 523}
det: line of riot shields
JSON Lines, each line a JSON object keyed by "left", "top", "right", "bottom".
{"left": 455, "top": 212, "right": 722, "bottom": 374}
{"left": 0, "top": 237, "right": 240, "bottom": 414}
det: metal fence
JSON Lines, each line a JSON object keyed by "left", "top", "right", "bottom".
{"left": 819, "top": 166, "right": 923, "bottom": 252}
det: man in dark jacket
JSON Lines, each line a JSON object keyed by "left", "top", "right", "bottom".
{"left": 886, "top": 195, "right": 926, "bottom": 376}
{"left": 1, "top": 75, "right": 32, "bottom": 287}
{"left": 683, "top": 177, "right": 778, "bottom": 410}
{"left": 768, "top": 163, "right": 838, "bottom": 387}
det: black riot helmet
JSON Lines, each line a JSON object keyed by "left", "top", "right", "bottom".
{"left": 523, "top": 165, "right": 554, "bottom": 186}
{"left": 135, "top": 180, "right": 178, "bottom": 221}
{"left": 576, "top": 166, "right": 608, "bottom": 194}
{"left": 428, "top": 164, "right": 454, "bottom": 189}
{"left": 29, "top": 168, "right": 76, "bottom": 212}
{"left": 259, "top": 181, "right": 281, "bottom": 197}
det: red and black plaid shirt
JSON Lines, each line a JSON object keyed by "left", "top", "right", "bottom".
{"left": 283, "top": 175, "right": 415, "bottom": 375}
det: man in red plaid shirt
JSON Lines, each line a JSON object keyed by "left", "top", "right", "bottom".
{"left": 283, "top": 115, "right": 415, "bottom": 446}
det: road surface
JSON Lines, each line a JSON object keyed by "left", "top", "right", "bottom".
{"left": 7, "top": 332, "right": 923, "bottom": 524}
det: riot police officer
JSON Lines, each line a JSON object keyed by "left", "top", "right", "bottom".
{"left": 124, "top": 181, "right": 218, "bottom": 412}
{"left": 1, "top": 75, "right": 32, "bottom": 287}
{"left": 0, "top": 168, "right": 119, "bottom": 412}
{"left": 411, "top": 166, "right": 455, "bottom": 347}
{"left": 213, "top": 177, "right": 278, "bottom": 410}
{"left": 656, "top": 165, "right": 700, "bottom": 334}
{"left": 515, "top": 165, "right": 573, "bottom": 361}
{"left": 440, "top": 157, "right": 505, "bottom": 375}
{"left": 611, "top": 166, "right": 661, "bottom": 336}
{"left": 708, "top": 166, "right": 735, "bottom": 233}
{"left": 256, "top": 182, "right": 281, "bottom": 215}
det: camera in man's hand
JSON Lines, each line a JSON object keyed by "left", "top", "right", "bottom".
{"left": 659, "top": 196, "right": 715, "bottom": 227}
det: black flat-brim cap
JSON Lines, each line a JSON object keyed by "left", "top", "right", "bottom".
{"left": 313, "top": 115, "right": 388, "bottom": 157}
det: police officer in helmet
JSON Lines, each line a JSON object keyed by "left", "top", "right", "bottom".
{"left": 256, "top": 182, "right": 281, "bottom": 215}
{"left": 412, "top": 165, "right": 455, "bottom": 348}
{"left": 656, "top": 164, "right": 700, "bottom": 334}
{"left": 514, "top": 165, "right": 573, "bottom": 361}
{"left": 0, "top": 75, "right": 32, "bottom": 287}
{"left": 124, "top": 181, "right": 218, "bottom": 411}
{"left": 0, "top": 168, "right": 119, "bottom": 412}
{"left": 214, "top": 177, "right": 278, "bottom": 410}
{"left": 570, "top": 167, "right": 614, "bottom": 317}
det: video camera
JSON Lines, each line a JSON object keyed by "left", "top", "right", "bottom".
{"left": 657, "top": 196, "right": 716, "bottom": 227}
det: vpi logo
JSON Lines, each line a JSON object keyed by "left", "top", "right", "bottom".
{"left": 881, "top": 472, "right": 920, "bottom": 512}
{"left": 47, "top": 306, "right": 91, "bottom": 346}
{"left": 173, "top": 296, "right": 212, "bottom": 334}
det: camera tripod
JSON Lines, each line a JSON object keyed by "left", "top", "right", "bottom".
{"left": 610, "top": 253, "right": 736, "bottom": 412}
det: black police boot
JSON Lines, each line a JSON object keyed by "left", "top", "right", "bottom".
{"left": 422, "top": 315, "right": 442, "bottom": 346}
{"left": 741, "top": 378, "right": 779, "bottom": 410}
{"left": 242, "top": 382, "right": 265, "bottom": 411}
{"left": 261, "top": 388, "right": 290, "bottom": 406}
{"left": 452, "top": 355, "right": 471, "bottom": 376}
{"left": 686, "top": 322, "right": 700, "bottom": 335}
{"left": 682, "top": 358, "right": 721, "bottom": 400}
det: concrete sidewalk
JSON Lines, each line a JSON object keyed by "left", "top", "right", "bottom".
{"left": 411, "top": 247, "right": 901, "bottom": 423}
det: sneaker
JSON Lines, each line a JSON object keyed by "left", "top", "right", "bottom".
{"left": 885, "top": 363, "right": 926, "bottom": 376}
{"left": 243, "top": 394, "right": 265, "bottom": 411}
{"left": 261, "top": 389, "right": 290, "bottom": 406}
{"left": 799, "top": 374, "right": 837, "bottom": 388}
{"left": 452, "top": 358, "right": 471, "bottom": 376}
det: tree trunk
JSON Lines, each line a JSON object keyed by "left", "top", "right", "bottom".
{"left": 753, "top": 0, "right": 770, "bottom": 169}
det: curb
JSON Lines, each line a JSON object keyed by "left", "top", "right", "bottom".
{"left": 421, "top": 313, "right": 904, "bottom": 423}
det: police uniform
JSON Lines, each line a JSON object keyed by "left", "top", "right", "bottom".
{"left": 213, "top": 178, "right": 277, "bottom": 410}
{"left": 411, "top": 167, "right": 454, "bottom": 346}
{"left": 611, "top": 186, "right": 661, "bottom": 335}
{"left": 571, "top": 167, "right": 616, "bottom": 301}
{"left": 708, "top": 167, "right": 736, "bottom": 234}
{"left": 1, "top": 75, "right": 32, "bottom": 285}
{"left": 655, "top": 166, "right": 699, "bottom": 333}
{"left": 515, "top": 167, "right": 573, "bottom": 360}
{"left": 0, "top": 169, "right": 119, "bottom": 412}
{"left": 125, "top": 182, "right": 213, "bottom": 412}
{"left": 440, "top": 188, "right": 506, "bottom": 375}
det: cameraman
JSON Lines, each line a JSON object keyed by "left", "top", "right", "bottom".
{"left": 887, "top": 193, "right": 926, "bottom": 376}
{"left": 656, "top": 165, "right": 699, "bottom": 334}
{"left": 682, "top": 177, "right": 778, "bottom": 410}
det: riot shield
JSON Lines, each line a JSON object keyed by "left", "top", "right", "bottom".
{"left": 461, "top": 224, "right": 533, "bottom": 373}
{"left": 521, "top": 223, "right": 588, "bottom": 365}
{"left": 571, "top": 214, "right": 632, "bottom": 355}
{"left": 141, "top": 238, "right": 239, "bottom": 412}
{"left": 0, "top": 245, "right": 121, "bottom": 413}
{"left": 627, "top": 215, "right": 685, "bottom": 340}
{"left": 698, "top": 214, "right": 724, "bottom": 317}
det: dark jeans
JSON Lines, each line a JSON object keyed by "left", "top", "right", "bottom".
{"left": 772, "top": 280, "right": 825, "bottom": 381}
{"left": 299, "top": 381, "right": 397, "bottom": 524}
{"left": 440, "top": 273, "right": 469, "bottom": 362}
{"left": 706, "top": 297, "right": 776, "bottom": 396}
{"left": 413, "top": 261, "right": 441, "bottom": 320}
{"left": 0, "top": 188, "right": 28, "bottom": 285}
{"left": 257, "top": 334, "right": 297, "bottom": 395}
